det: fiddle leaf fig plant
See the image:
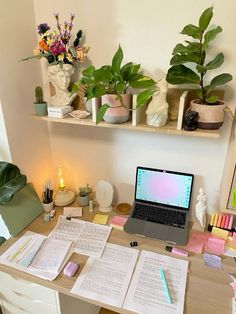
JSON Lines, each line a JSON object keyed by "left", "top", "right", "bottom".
{"left": 72, "top": 45, "right": 157, "bottom": 123}
{"left": 0, "top": 162, "right": 27, "bottom": 205}
{"left": 166, "top": 6, "right": 232, "bottom": 104}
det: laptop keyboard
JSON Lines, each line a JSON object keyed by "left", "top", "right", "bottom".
{"left": 132, "top": 203, "right": 186, "bottom": 228}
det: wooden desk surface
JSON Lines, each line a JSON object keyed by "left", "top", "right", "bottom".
{"left": 0, "top": 207, "right": 234, "bottom": 314}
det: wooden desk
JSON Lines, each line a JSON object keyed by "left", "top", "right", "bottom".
{"left": 0, "top": 208, "right": 234, "bottom": 314}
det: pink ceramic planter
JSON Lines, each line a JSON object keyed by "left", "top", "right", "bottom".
{"left": 102, "top": 94, "right": 132, "bottom": 124}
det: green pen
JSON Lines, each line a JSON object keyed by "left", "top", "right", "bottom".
{"left": 160, "top": 267, "right": 172, "bottom": 304}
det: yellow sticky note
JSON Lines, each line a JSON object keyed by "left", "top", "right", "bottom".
{"left": 211, "top": 226, "right": 229, "bottom": 240}
{"left": 93, "top": 214, "right": 109, "bottom": 225}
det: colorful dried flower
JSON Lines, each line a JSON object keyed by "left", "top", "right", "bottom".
{"left": 37, "top": 23, "right": 50, "bottom": 35}
{"left": 20, "top": 13, "right": 89, "bottom": 66}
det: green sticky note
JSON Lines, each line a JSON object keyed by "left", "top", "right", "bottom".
{"left": 231, "top": 187, "right": 236, "bottom": 207}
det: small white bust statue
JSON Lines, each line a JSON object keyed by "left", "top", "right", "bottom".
{"left": 195, "top": 188, "right": 207, "bottom": 229}
{"left": 48, "top": 64, "right": 77, "bottom": 107}
{"left": 146, "top": 78, "right": 169, "bottom": 127}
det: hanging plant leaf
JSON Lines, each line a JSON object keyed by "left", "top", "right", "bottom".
{"left": 96, "top": 104, "right": 109, "bottom": 124}
{"left": 0, "top": 162, "right": 27, "bottom": 205}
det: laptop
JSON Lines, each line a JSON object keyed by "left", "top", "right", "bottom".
{"left": 124, "top": 166, "right": 194, "bottom": 245}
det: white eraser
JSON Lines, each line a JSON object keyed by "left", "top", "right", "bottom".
{"left": 63, "top": 207, "right": 82, "bottom": 217}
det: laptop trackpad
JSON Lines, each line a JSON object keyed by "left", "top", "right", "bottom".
{"left": 143, "top": 222, "right": 168, "bottom": 240}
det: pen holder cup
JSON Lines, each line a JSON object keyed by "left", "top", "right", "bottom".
{"left": 42, "top": 201, "right": 54, "bottom": 213}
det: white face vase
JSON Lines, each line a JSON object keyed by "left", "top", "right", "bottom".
{"left": 48, "top": 64, "right": 75, "bottom": 107}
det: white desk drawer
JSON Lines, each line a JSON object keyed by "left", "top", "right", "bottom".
{"left": 0, "top": 287, "right": 59, "bottom": 314}
{"left": 0, "top": 271, "right": 59, "bottom": 306}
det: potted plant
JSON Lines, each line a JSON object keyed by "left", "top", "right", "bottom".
{"left": 34, "top": 86, "right": 48, "bottom": 116}
{"left": 72, "top": 46, "right": 157, "bottom": 124}
{"left": 166, "top": 6, "right": 232, "bottom": 129}
{"left": 77, "top": 184, "right": 92, "bottom": 206}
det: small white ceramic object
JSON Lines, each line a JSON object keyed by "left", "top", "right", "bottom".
{"left": 42, "top": 201, "right": 54, "bottom": 213}
{"left": 69, "top": 110, "right": 91, "bottom": 119}
{"left": 96, "top": 180, "right": 113, "bottom": 212}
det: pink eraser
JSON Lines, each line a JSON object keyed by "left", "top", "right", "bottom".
{"left": 63, "top": 261, "right": 79, "bottom": 277}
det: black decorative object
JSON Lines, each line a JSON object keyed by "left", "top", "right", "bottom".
{"left": 183, "top": 111, "right": 199, "bottom": 131}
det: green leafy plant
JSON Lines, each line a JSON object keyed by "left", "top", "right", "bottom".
{"left": 0, "top": 162, "right": 27, "bottom": 205}
{"left": 79, "top": 184, "right": 92, "bottom": 197}
{"left": 35, "top": 86, "right": 45, "bottom": 103}
{"left": 72, "top": 45, "right": 157, "bottom": 123}
{"left": 166, "top": 6, "right": 232, "bottom": 104}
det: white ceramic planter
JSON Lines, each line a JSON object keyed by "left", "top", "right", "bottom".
{"left": 78, "top": 195, "right": 89, "bottom": 206}
{"left": 102, "top": 94, "right": 131, "bottom": 124}
{"left": 42, "top": 201, "right": 54, "bottom": 213}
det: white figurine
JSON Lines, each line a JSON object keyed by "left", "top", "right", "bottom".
{"left": 146, "top": 78, "right": 169, "bottom": 127}
{"left": 48, "top": 64, "right": 77, "bottom": 107}
{"left": 195, "top": 188, "right": 207, "bottom": 229}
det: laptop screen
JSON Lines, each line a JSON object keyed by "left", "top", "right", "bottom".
{"left": 135, "top": 167, "right": 194, "bottom": 209}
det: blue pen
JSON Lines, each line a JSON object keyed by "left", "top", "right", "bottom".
{"left": 160, "top": 267, "right": 172, "bottom": 304}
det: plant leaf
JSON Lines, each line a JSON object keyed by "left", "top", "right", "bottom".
{"left": 70, "top": 82, "right": 80, "bottom": 97}
{"left": 199, "top": 7, "right": 213, "bottom": 31}
{"left": 82, "top": 65, "right": 95, "bottom": 76}
{"left": 116, "top": 82, "right": 126, "bottom": 94}
{"left": 206, "top": 95, "right": 219, "bottom": 103}
{"left": 166, "top": 65, "right": 200, "bottom": 84}
{"left": 93, "top": 86, "right": 107, "bottom": 98}
{"left": 170, "top": 53, "right": 200, "bottom": 65}
{"left": 0, "top": 162, "right": 27, "bottom": 205}
{"left": 208, "top": 73, "right": 232, "bottom": 93}
{"left": 96, "top": 104, "right": 109, "bottom": 124}
{"left": 181, "top": 24, "right": 201, "bottom": 39}
{"left": 196, "top": 65, "right": 207, "bottom": 73}
{"left": 129, "top": 75, "right": 156, "bottom": 89}
{"left": 111, "top": 45, "right": 123, "bottom": 75}
{"left": 136, "top": 88, "right": 156, "bottom": 108}
{"left": 121, "top": 63, "right": 141, "bottom": 81}
{"left": 94, "top": 68, "right": 113, "bottom": 82}
{"left": 203, "top": 26, "right": 222, "bottom": 49}
{"left": 205, "top": 53, "right": 224, "bottom": 70}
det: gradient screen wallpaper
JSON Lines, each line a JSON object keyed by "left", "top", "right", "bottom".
{"left": 135, "top": 168, "right": 193, "bottom": 209}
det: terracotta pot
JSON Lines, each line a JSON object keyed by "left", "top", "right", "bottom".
{"left": 190, "top": 99, "right": 226, "bottom": 129}
{"left": 102, "top": 94, "right": 131, "bottom": 124}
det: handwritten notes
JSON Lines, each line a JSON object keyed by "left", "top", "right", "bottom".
{"left": 204, "top": 237, "right": 225, "bottom": 255}
{"left": 203, "top": 253, "right": 222, "bottom": 269}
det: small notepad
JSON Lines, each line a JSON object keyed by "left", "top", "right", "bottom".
{"left": 110, "top": 216, "right": 128, "bottom": 230}
{"left": 93, "top": 214, "right": 109, "bottom": 225}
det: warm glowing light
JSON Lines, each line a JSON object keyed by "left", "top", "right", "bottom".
{"left": 59, "top": 177, "right": 65, "bottom": 191}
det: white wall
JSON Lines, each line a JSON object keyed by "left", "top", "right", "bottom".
{"left": 0, "top": 101, "right": 11, "bottom": 162}
{"left": 0, "top": 0, "right": 53, "bottom": 193}
{"left": 29, "top": 1, "right": 236, "bottom": 214}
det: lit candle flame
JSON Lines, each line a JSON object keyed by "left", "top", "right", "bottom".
{"left": 59, "top": 177, "right": 65, "bottom": 191}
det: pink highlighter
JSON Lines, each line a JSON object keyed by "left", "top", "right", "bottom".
{"left": 165, "top": 246, "right": 188, "bottom": 257}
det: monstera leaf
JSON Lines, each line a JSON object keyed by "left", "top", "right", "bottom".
{"left": 0, "top": 162, "right": 27, "bottom": 205}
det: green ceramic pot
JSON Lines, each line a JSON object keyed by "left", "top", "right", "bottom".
{"left": 34, "top": 102, "right": 48, "bottom": 116}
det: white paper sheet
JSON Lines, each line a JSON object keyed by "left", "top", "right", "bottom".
{"left": 123, "top": 250, "right": 189, "bottom": 314}
{"left": 71, "top": 243, "right": 139, "bottom": 308}
{"left": 50, "top": 216, "right": 112, "bottom": 257}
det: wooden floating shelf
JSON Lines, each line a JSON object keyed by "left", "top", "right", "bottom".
{"left": 32, "top": 115, "right": 221, "bottom": 139}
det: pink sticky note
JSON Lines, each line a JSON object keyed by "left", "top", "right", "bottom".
{"left": 204, "top": 237, "right": 225, "bottom": 255}
{"left": 185, "top": 232, "right": 212, "bottom": 254}
{"left": 232, "top": 233, "right": 236, "bottom": 246}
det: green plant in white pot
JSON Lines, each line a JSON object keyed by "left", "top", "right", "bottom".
{"left": 72, "top": 46, "right": 157, "bottom": 124}
{"left": 34, "top": 86, "right": 48, "bottom": 116}
{"left": 78, "top": 184, "right": 92, "bottom": 207}
{"left": 166, "top": 6, "right": 232, "bottom": 129}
